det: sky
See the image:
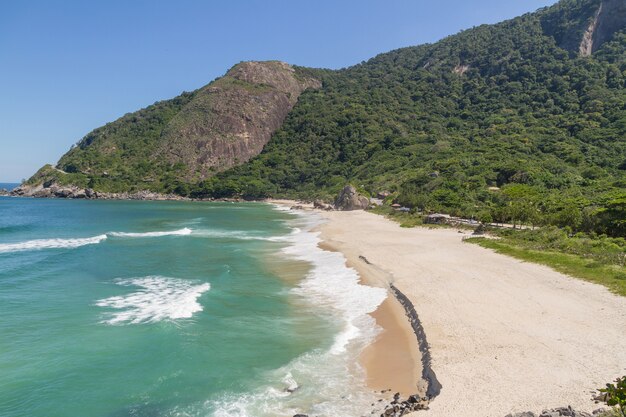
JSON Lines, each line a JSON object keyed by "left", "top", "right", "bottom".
{"left": 0, "top": 0, "right": 556, "bottom": 182}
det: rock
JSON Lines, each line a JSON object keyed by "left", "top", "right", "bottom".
{"left": 334, "top": 185, "right": 369, "bottom": 211}
{"left": 0, "top": 188, "right": 9, "bottom": 196}
{"left": 313, "top": 199, "right": 332, "bottom": 210}
{"left": 512, "top": 408, "right": 595, "bottom": 417}
{"left": 290, "top": 205, "right": 303, "bottom": 210}
{"left": 293, "top": 414, "right": 308, "bottom": 417}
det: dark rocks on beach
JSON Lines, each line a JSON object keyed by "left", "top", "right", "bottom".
{"left": 506, "top": 407, "right": 601, "bottom": 417}
{"left": 313, "top": 199, "right": 333, "bottom": 211}
{"left": 293, "top": 414, "right": 308, "bottom": 417}
{"left": 334, "top": 185, "right": 369, "bottom": 211}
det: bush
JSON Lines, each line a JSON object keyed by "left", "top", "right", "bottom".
{"left": 599, "top": 376, "right": 626, "bottom": 417}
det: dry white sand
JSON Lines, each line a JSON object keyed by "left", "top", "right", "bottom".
{"left": 318, "top": 209, "right": 626, "bottom": 417}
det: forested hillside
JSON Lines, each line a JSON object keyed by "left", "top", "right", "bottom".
{"left": 207, "top": 0, "right": 626, "bottom": 235}
{"left": 22, "top": 0, "right": 626, "bottom": 236}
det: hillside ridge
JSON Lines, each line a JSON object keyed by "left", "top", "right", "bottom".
{"left": 15, "top": 0, "right": 626, "bottom": 236}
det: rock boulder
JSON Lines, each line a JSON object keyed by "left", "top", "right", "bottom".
{"left": 334, "top": 185, "right": 369, "bottom": 211}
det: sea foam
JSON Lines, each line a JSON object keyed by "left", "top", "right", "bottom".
{"left": 96, "top": 276, "right": 210, "bottom": 325}
{"left": 0, "top": 234, "right": 108, "bottom": 254}
{"left": 208, "top": 207, "right": 387, "bottom": 417}
{"left": 0, "top": 228, "right": 193, "bottom": 254}
{"left": 109, "top": 227, "right": 192, "bottom": 238}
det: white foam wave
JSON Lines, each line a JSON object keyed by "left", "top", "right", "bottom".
{"left": 270, "top": 204, "right": 293, "bottom": 212}
{"left": 281, "top": 222, "right": 387, "bottom": 354}
{"left": 206, "top": 207, "right": 388, "bottom": 417}
{"left": 0, "top": 234, "right": 108, "bottom": 254}
{"left": 109, "top": 227, "right": 192, "bottom": 238}
{"left": 0, "top": 227, "right": 194, "bottom": 254}
{"left": 192, "top": 228, "right": 290, "bottom": 242}
{"left": 96, "top": 276, "right": 210, "bottom": 325}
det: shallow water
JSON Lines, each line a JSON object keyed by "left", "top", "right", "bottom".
{"left": 0, "top": 198, "right": 385, "bottom": 417}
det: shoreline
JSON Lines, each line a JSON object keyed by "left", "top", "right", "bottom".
{"left": 272, "top": 200, "right": 430, "bottom": 401}
{"left": 317, "top": 239, "right": 426, "bottom": 398}
{"left": 314, "top": 208, "right": 626, "bottom": 417}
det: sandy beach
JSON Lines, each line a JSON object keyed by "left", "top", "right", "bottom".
{"left": 316, "top": 209, "right": 626, "bottom": 416}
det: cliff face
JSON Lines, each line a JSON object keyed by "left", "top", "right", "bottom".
{"left": 541, "top": 0, "right": 626, "bottom": 56}
{"left": 22, "top": 61, "right": 320, "bottom": 194}
{"left": 589, "top": 0, "right": 626, "bottom": 54}
{"left": 157, "top": 61, "right": 321, "bottom": 180}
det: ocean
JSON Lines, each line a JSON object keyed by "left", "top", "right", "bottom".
{"left": 0, "top": 183, "right": 19, "bottom": 191}
{"left": 0, "top": 197, "right": 386, "bottom": 417}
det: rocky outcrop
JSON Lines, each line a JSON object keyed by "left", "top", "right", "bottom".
{"left": 580, "top": 0, "right": 626, "bottom": 56}
{"left": 10, "top": 182, "right": 186, "bottom": 201}
{"left": 157, "top": 61, "right": 321, "bottom": 180}
{"left": 334, "top": 185, "right": 370, "bottom": 211}
{"left": 313, "top": 199, "right": 333, "bottom": 211}
{"left": 379, "top": 393, "right": 430, "bottom": 416}
{"left": 505, "top": 406, "right": 608, "bottom": 417}
{"left": 0, "top": 188, "right": 8, "bottom": 196}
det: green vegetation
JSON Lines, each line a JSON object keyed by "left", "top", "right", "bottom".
{"left": 204, "top": 0, "right": 626, "bottom": 236}
{"left": 26, "top": 0, "right": 626, "bottom": 239}
{"left": 599, "top": 376, "right": 626, "bottom": 417}
{"left": 54, "top": 91, "right": 197, "bottom": 193}
{"left": 466, "top": 227, "right": 626, "bottom": 296}
{"left": 369, "top": 206, "right": 424, "bottom": 228}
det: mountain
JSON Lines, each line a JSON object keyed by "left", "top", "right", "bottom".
{"left": 22, "top": 61, "right": 320, "bottom": 193}
{"left": 18, "top": 0, "right": 626, "bottom": 235}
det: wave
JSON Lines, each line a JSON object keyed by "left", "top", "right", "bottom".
{"left": 0, "top": 234, "right": 108, "bottom": 254}
{"left": 95, "top": 276, "right": 210, "bottom": 325}
{"left": 206, "top": 208, "right": 388, "bottom": 417}
{"left": 0, "top": 228, "right": 194, "bottom": 254}
{"left": 109, "top": 227, "right": 192, "bottom": 238}
{"left": 191, "top": 228, "right": 294, "bottom": 242}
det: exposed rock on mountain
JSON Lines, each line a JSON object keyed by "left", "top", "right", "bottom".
{"left": 579, "top": 0, "right": 626, "bottom": 56}
{"left": 157, "top": 61, "right": 321, "bottom": 179}
{"left": 28, "top": 61, "right": 320, "bottom": 193}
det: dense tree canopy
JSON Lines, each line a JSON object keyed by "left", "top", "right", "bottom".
{"left": 29, "top": 0, "right": 626, "bottom": 236}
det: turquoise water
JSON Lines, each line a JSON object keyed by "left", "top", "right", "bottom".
{"left": 0, "top": 198, "right": 386, "bottom": 417}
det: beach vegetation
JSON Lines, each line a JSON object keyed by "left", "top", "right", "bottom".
{"left": 598, "top": 376, "right": 626, "bottom": 417}
{"left": 466, "top": 229, "right": 626, "bottom": 296}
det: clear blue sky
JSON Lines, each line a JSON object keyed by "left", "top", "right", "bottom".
{"left": 0, "top": 0, "right": 556, "bottom": 182}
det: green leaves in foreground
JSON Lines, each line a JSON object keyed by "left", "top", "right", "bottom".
{"left": 599, "top": 376, "right": 626, "bottom": 417}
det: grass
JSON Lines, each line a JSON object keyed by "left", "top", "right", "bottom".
{"left": 369, "top": 205, "right": 424, "bottom": 228}
{"left": 467, "top": 237, "right": 626, "bottom": 297}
